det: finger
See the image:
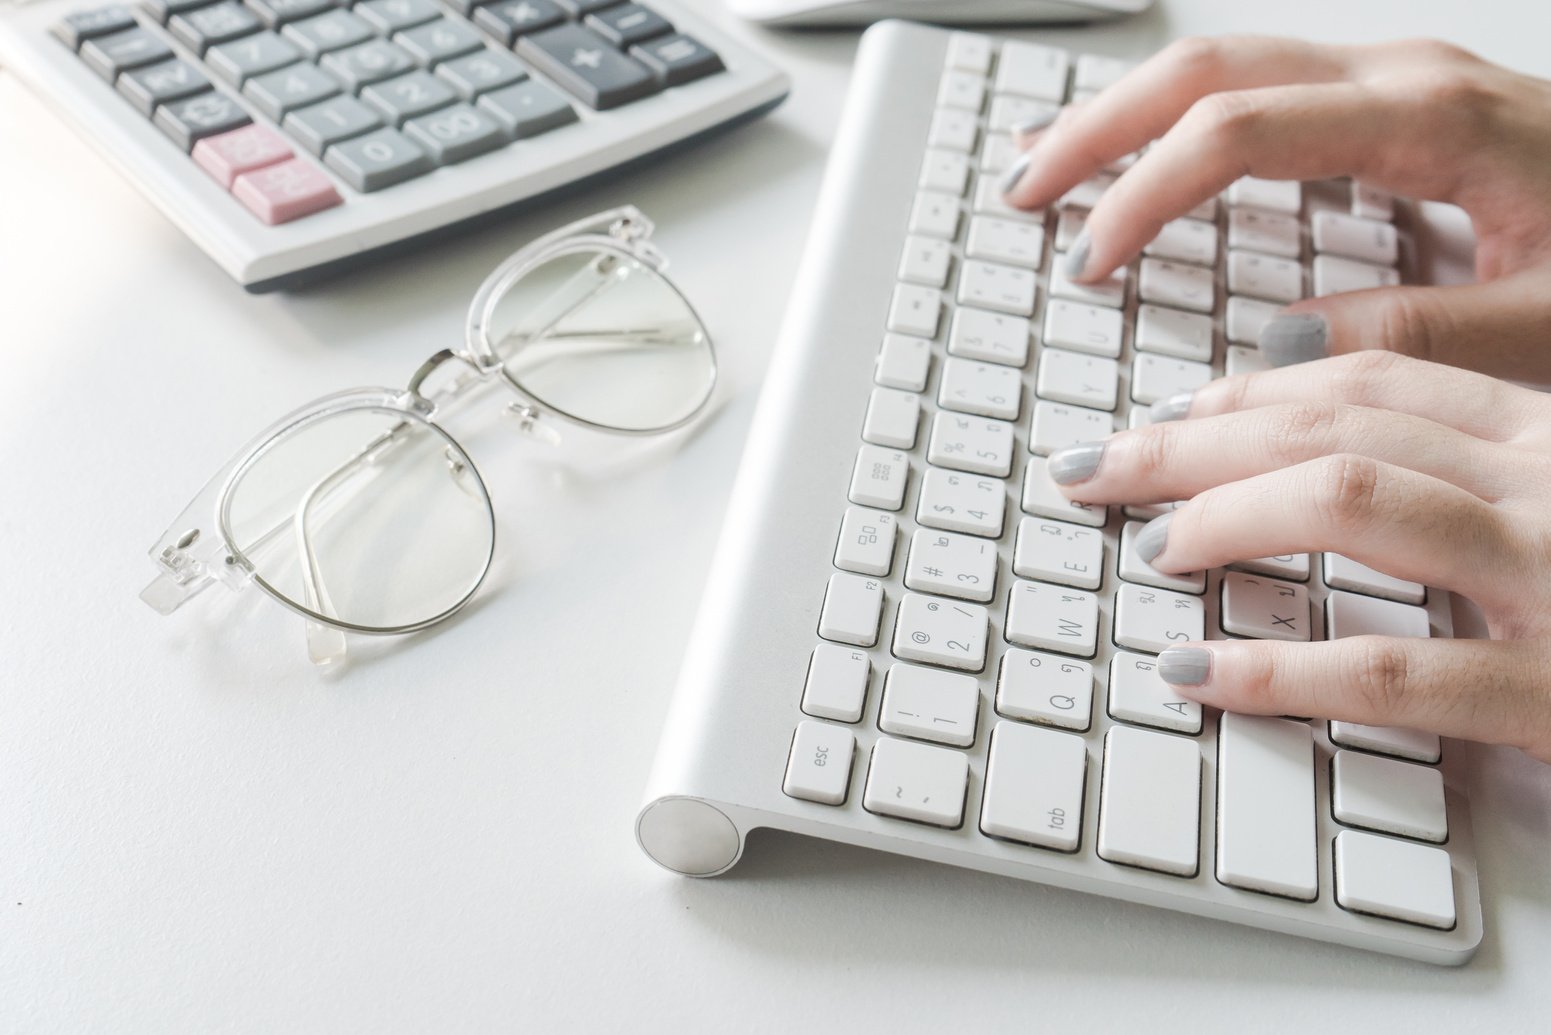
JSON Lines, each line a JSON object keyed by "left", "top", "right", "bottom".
{"left": 1048, "top": 403, "right": 1513, "bottom": 505}
{"left": 1156, "top": 637, "right": 1551, "bottom": 762}
{"left": 1002, "top": 36, "right": 1351, "bottom": 209}
{"left": 1257, "top": 274, "right": 1551, "bottom": 384}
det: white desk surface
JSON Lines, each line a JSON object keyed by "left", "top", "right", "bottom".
{"left": 4, "top": 1, "right": 1551, "bottom": 1030}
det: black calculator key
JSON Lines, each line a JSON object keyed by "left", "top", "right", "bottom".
{"left": 629, "top": 33, "right": 723, "bottom": 87}
{"left": 283, "top": 94, "right": 383, "bottom": 154}
{"left": 402, "top": 102, "right": 506, "bottom": 164}
{"left": 207, "top": 32, "right": 304, "bottom": 87}
{"left": 324, "top": 127, "right": 434, "bottom": 191}
{"left": 142, "top": 0, "right": 215, "bottom": 26}
{"left": 356, "top": 0, "right": 441, "bottom": 34}
{"left": 152, "top": 90, "right": 252, "bottom": 150}
{"left": 321, "top": 38, "right": 418, "bottom": 91}
{"left": 117, "top": 58, "right": 212, "bottom": 115}
{"left": 436, "top": 48, "right": 528, "bottom": 99}
{"left": 247, "top": 0, "right": 341, "bottom": 29}
{"left": 80, "top": 28, "right": 174, "bottom": 81}
{"left": 52, "top": 6, "right": 137, "bottom": 51}
{"left": 585, "top": 4, "right": 672, "bottom": 49}
{"left": 243, "top": 62, "right": 343, "bottom": 119}
{"left": 168, "top": 3, "right": 264, "bottom": 55}
{"left": 516, "top": 23, "right": 659, "bottom": 110}
{"left": 473, "top": 0, "right": 565, "bottom": 46}
{"left": 477, "top": 79, "right": 576, "bottom": 138}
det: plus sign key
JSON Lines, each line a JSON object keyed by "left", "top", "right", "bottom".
{"left": 516, "top": 23, "right": 659, "bottom": 110}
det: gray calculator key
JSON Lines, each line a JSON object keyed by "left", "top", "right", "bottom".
{"left": 116, "top": 58, "right": 211, "bottom": 116}
{"left": 282, "top": 10, "right": 375, "bottom": 58}
{"left": 629, "top": 33, "right": 724, "bottom": 87}
{"left": 168, "top": 2, "right": 263, "bottom": 54}
{"left": 52, "top": 6, "right": 137, "bottom": 51}
{"left": 247, "top": 0, "right": 340, "bottom": 28}
{"left": 152, "top": 90, "right": 251, "bottom": 150}
{"left": 80, "top": 28, "right": 173, "bottom": 81}
{"left": 553, "top": 0, "right": 622, "bottom": 13}
{"left": 321, "top": 38, "right": 417, "bottom": 92}
{"left": 516, "top": 24, "right": 659, "bottom": 110}
{"left": 283, "top": 95, "right": 383, "bottom": 154}
{"left": 402, "top": 102, "right": 506, "bottom": 164}
{"left": 324, "top": 127, "right": 434, "bottom": 191}
{"left": 473, "top": 0, "right": 565, "bottom": 46}
{"left": 477, "top": 79, "right": 577, "bottom": 139}
{"left": 243, "top": 62, "right": 343, "bottom": 119}
{"left": 393, "top": 17, "right": 484, "bottom": 67}
{"left": 206, "top": 32, "right": 304, "bottom": 86}
{"left": 585, "top": 4, "right": 673, "bottom": 48}
{"left": 356, "top": 0, "right": 441, "bottom": 34}
{"left": 435, "top": 48, "right": 527, "bottom": 99}
{"left": 142, "top": 0, "right": 215, "bottom": 25}
{"left": 362, "top": 70, "right": 457, "bottom": 125}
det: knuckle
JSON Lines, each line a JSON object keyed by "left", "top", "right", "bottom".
{"left": 1181, "top": 90, "right": 1264, "bottom": 150}
{"left": 1311, "top": 453, "right": 1383, "bottom": 536}
{"left": 1162, "top": 36, "right": 1228, "bottom": 81}
{"left": 1392, "top": 37, "right": 1477, "bottom": 67}
{"left": 1328, "top": 350, "right": 1405, "bottom": 405}
{"left": 1126, "top": 425, "right": 1175, "bottom": 483}
{"left": 1267, "top": 403, "right": 1347, "bottom": 466}
{"left": 1346, "top": 640, "right": 1414, "bottom": 718}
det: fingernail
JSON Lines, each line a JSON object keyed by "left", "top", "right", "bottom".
{"left": 1149, "top": 391, "right": 1193, "bottom": 423}
{"left": 1260, "top": 312, "right": 1328, "bottom": 367}
{"left": 1047, "top": 441, "right": 1105, "bottom": 485}
{"left": 1012, "top": 109, "right": 1059, "bottom": 138}
{"left": 999, "top": 152, "right": 1032, "bottom": 196}
{"left": 1134, "top": 512, "right": 1171, "bottom": 564}
{"left": 1064, "top": 228, "right": 1092, "bottom": 280}
{"left": 1158, "top": 646, "right": 1212, "bottom": 687}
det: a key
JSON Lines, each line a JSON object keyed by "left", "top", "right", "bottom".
{"left": 980, "top": 137, "right": 1022, "bottom": 179}
{"left": 1035, "top": 348, "right": 1118, "bottom": 412}
{"left": 1228, "top": 207, "right": 1300, "bottom": 258}
{"left": 847, "top": 444, "right": 910, "bottom": 511}
{"left": 1329, "top": 723, "right": 1442, "bottom": 765}
{"left": 909, "top": 190, "right": 961, "bottom": 240}
{"left": 876, "top": 333, "right": 932, "bottom": 392}
{"left": 916, "top": 469, "right": 1005, "bottom": 538}
{"left": 1216, "top": 712, "right": 1318, "bottom": 900}
{"left": 435, "top": 48, "right": 528, "bottom": 99}
{"left": 1108, "top": 650, "right": 1201, "bottom": 734}
{"left": 1028, "top": 400, "right": 1111, "bottom": 456}
{"left": 980, "top": 722, "right": 1088, "bottom": 851}
{"left": 898, "top": 235, "right": 953, "bottom": 288}
{"left": 282, "top": 10, "right": 373, "bottom": 59}
{"left": 1013, "top": 516, "right": 1103, "bottom": 590}
{"left": 356, "top": 0, "right": 441, "bottom": 34}
{"left": 1233, "top": 553, "right": 1311, "bottom": 582}
{"left": 1117, "top": 520, "right": 1204, "bottom": 594}
{"left": 1334, "top": 830, "right": 1455, "bottom": 929}
{"left": 919, "top": 147, "right": 971, "bottom": 196}
{"left": 230, "top": 157, "right": 341, "bottom": 224}
{"left": 1074, "top": 52, "right": 1132, "bottom": 91}
{"left": 861, "top": 386, "right": 920, "bottom": 448}
{"left": 322, "top": 39, "right": 419, "bottom": 93}
{"left": 833, "top": 507, "right": 897, "bottom": 577}
{"left": 1225, "top": 345, "right": 1270, "bottom": 377}
{"left": 206, "top": 32, "right": 303, "bottom": 87}
{"left": 1139, "top": 258, "right": 1215, "bottom": 314}
{"left": 945, "top": 31, "right": 992, "bottom": 75}
{"left": 474, "top": 0, "right": 566, "bottom": 42}
{"left": 1313, "top": 254, "right": 1400, "bottom": 296}
{"left": 888, "top": 283, "right": 942, "bottom": 338}
{"left": 1021, "top": 459, "right": 1106, "bottom": 528}
{"left": 948, "top": 307, "right": 1029, "bottom": 367}
{"left": 939, "top": 358, "right": 1021, "bottom": 421}
{"left": 1144, "top": 217, "right": 1217, "bottom": 266}
{"left": 818, "top": 572, "right": 884, "bottom": 648}
{"left": 1323, "top": 553, "right": 1425, "bottom": 605}
{"left": 904, "top": 529, "right": 997, "bottom": 603}
{"left": 192, "top": 123, "right": 290, "bottom": 186}
{"left": 1220, "top": 571, "right": 1309, "bottom": 641}
{"left": 1049, "top": 258, "right": 1126, "bottom": 308}
{"left": 53, "top": 5, "right": 137, "bottom": 50}
{"left": 117, "top": 59, "right": 211, "bottom": 117}
{"left": 972, "top": 176, "right": 1040, "bottom": 223}
{"left": 1097, "top": 725, "right": 1201, "bottom": 876}
{"left": 1134, "top": 303, "right": 1212, "bottom": 362}
{"left": 517, "top": 23, "right": 659, "bottom": 109}
{"left": 928, "top": 106, "right": 979, "bottom": 152}
{"left": 144, "top": 0, "right": 220, "bottom": 19}
{"left": 1351, "top": 182, "right": 1395, "bottom": 222}
{"left": 987, "top": 94, "right": 1055, "bottom": 133}
{"left": 892, "top": 594, "right": 988, "bottom": 671}
{"left": 995, "top": 40, "right": 1069, "bottom": 101}
{"left": 1060, "top": 171, "right": 1116, "bottom": 210}
{"left": 323, "top": 126, "right": 434, "bottom": 191}
{"left": 1043, "top": 299, "right": 1122, "bottom": 359}
{"left": 783, "top": 721, "right": 855, "bottom": 805}
{"left": 1228, "top": 250, "right": 1303, "bottom": 304}
{"left": 1325, "top": 590, "right": 1440, "bottom": 763}
{"left": 1226, "top": 176, "right": 1301, "bottom": 214}
{"left": 995, "top": 649, "right": 1093, "bottom": 730}
{"left": 802, "top": 644, "right": 871, "bottom": 723}
{"left": 477, "top": 80, "right": 578, "bottom": 139}
{"left": 957, "top": 260, "right": 1037, "bottom": 317}
{"left": 863, "top": 736, "right": 970, "bottom": 827}
{"left": 1313, "top": 210, "right": 1399, "bottom": 266}
{"left": 1131, "top": 353, "right": 1212, "bottom": 406}
{"left": 170, "top": 2, "right": 263, "bottom": 55}
{"left": 1005, "top": 580, "right": 1099, "bottom": 657}
{"left": 243, "top": 63, "right": 343, "bottom": 120}
{"left": 283, "top": 95, "right": 383, "bottom": 155}
{"left": 1114, "top": 583, "right": 1204, "bottom": 654}
{"left": 966, "top": 216, "right": 1044, "bottom": 268}
{"left": 1122, "top": 498, "right": 1178, "bottom": 522}
{"left": 247, "top": 0, "right": 336, "bottom": 28}
{"left": 880, "top": 663, "right": 981, "bottom": 747}
{"left": 937, "top": 69, "right": 986, "bottom": 113}
{"left": 1225, "top": 295, "right": 1282, "bottom": 345}
{"left": 396, "top": 16, "right": 485, "bottom": 67}
{"left": 927, "top": 413, "right": 1014, "bottom": 478}
{"left": 1332, "top": 750, "right": 1448, "bottom": 843}
{"left": 631, "top": 34, "right": 727, "bottom": 89}
{"left": 1054, "top": 207, "right": 1086, "bottom": 251}
{"left": 154, "top": 90, "right": 251, "bottom": 150}
{"left": 1187, "top": 196, "right": 1219, "bottom": 222}
{"left": 362, "top": 70, "right": 458, "bottom": 126}
{"left": 81, "top": 28, "right": 174, "bottom": 81}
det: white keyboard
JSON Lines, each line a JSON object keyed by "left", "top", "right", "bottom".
{"left": 0, "top": 0, "right": 786, "bottom": 289}
{"left": 637, "top": 20, "right": 1483, "bottom": 965}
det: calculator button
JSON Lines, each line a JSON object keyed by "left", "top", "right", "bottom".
{"left": 394, "top": 17, "right": 485, "bottom": 67}
{"left": 168, "top": 2, "right": 263, "bottom": 55}
{"left": 323, "top": 126, "right": 434, "bottom": 191}
{"left": 152, "top": 89, "right": 252, "bottom": 151}
{"left": 473, "top": 0, "right": 567, "bottom": 45}
{"left": 476, "top": 80, "right": 578, "bottom": 138}
{"left": 321, "top": 39, "right": 418, "bottom": 92}
{"left": 206, "top": 32, "right": 305, "bottom": 87}
{"left": 143, "top": 0, "right": 226, "bottom": 21}
{"left": 52, "top": 6, "right": 137, "bottom": 51}
{"left": 116, "top": 58, "right": 211, "bottom": 116}
{"left": 192, "top": 123, "right": 293, "bottom": 187}
{"left": 362, "top": 70, "right": 458, "bottom": 125}
{"left": 283, "top": 95, "right": 384, "bottom": 155}
{"left": 243, "top": 63, "right": 343, "bottom": 120}
{"left": 517, "top": 23, "right": 660, "bottom": 110}
{"left": 587, "top": 4, "right": 675, "bottom": 49}
{"left": 402, "top": 102, "right": 507, "bottom": 163}
{"left": 246, "top": 0, "right": 340, "bottom": 28}
{"left": 231, "top": 157, "right": 343, "bottom": 224}
{"left": 282, "top": 10, "right": 375, "bottom": 59}
{"left": 356, "top": 0, "right": 441, "bottom": 34}
{"left": 435, "top": 48, "right": 529, "bottom": 100}
{"left": 80, "top": 28, "right": 174, "bottom": 82}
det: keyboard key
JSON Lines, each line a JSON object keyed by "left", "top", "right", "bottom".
{"left": 892, "top": 593, "right": 988, "bottom": 671}
{"left": 321, "top": 39, "right": 418, "bottom": 92}
{"left": 169, "top": 3, "right": 262, "bottom": 54}
{"left": 1332, "top": 750, "right": 1448, "bottom": 843}
{"left": 53, "top": 6, "right": 137, "bottom": 51}
{"left": 231, "top": 157, "right": 342, "bottom": 224}
{"left": 863, "top": 736, "right": 970, "bottom": 827}
{"left": 1228, "top": 206, "right": 1300, "bottom": 258}
{"left": 142, "top": 0, "right": 213, "bottom": 22}
{"left": 1144, "top": 217, "right": 1217, "bottom": 266}
{"left": 1323, "top": 553, "right": 1425, "bottom": 605}
{"left": 1329, "top": 722, "right": 1442, "bottom": 765}
{"left": 861, "top": 386, "right": 921, "bottom": 448}
{"left": 957, "top": 259, "right": 1037, "bottom": 316}
{"left": 1325, "top": 589, "right": 1429, "bottom": 640}
{"left": 802, "top": 645, "right": 871, "bottom": 723}
{"left": 995, "top": 649, "right": 1093, "bottom": 730}
{"left": 518, "top": 23, "right": 660, "bottom": 109}
{"left": 986, "top": 94, "right": 1056, "bottom": 133}
{"left": 247, "top": 0, "right": 338, "bottom": 28}
{"left": 363, "top": 70, "right": 458, "bottom": 126}
{"left": 1334, "top": 830, "right": 1455, "bottom": 929}
{"left": 1108, "top": 650, "right": 1201, "bottom": 734}
{"left": 947, "top": 307, "right": 1028, "bottom": 367}
{"left": 207, "top": 32, "right": 305, "bottom": 87}
{"left": 588, "top": 3, "right": 674, "bottom": 48}
{"left": 898, "top": 234, "right": 952, "bottom": 288}
{"left": 1074, "top": 52, "right": 1132, "bottom": 91}
{"left": 1225, "top": 294, "right": 1281, "bottom": 345}
{"left": 939, "top": 358, "right": 1021, "bottom": 420}
{"left": 1220, "top": 571, "right": 1310, "bottom": 641}
{"left": 1113, "top": 582, "right": 1204, "bottom": 654}
{"left": 116, "top": 59, "right": 210, "bottom": 116}
{"left": 965, "top": 216, "right": 1044, "bottom": 268}
{"left": 848, "top": 445, "right": 909, "bottom": 510}
{"left": 1042, "top": 299, "right": 1122, "bottom": 359}
{"left": 1225, "top": 345, "right": 1271, "bottom": 377}
{"left": 396, "top": 16, "right": 485, "bottom": 67}
{"left": 887, "top": 282, "right": 942, "bottom": 338}
{"left": 905, "top": 528, "right": 997, "bottom": 602}
{"left": 1005, "top": 579, "right": 1098, "bottom": 657}
{"left": 153, "top": 89, "right": 251, "bottom": 150}
{"left": 928, "top": 106, "right": 978, "bottom": 153}
{"left": 1097, "top": 724, "right": 1201, "bottom": 876}
{"left": 1021, "top": 458, "right": 1105, "bottom": 527}
{"left": 880, "top": 662, "right": 981, "bottom": 746}
{"left": 818, "top": 572, "right": 884, "bottom": 647}
{"left": 972, "top": 175, "right": 1039, "bottom": 223}
{"left": 980, "top": 721, "right": 1087, "bottom": 851}
{"left": 1226, "top": 176, "right": 1301, "bottom": 214}
{"left": 1233, "top": 553, "right": 1311, "bottom": 582}
{"left": 937, "top": 69, "right": 986, "bottom": 112}
{"left": 244, "top": 63, "right": 343, "bottom": 119}
{"left": 916, "top": 468, "right": 1005, "bottom": 538}
{"left": 995, "top": 40, "right": 1069, "bottom": 102}
{"left": 192, "top": 122, "right": 292, "bottom": 186}
{"left": 80, "top": 28, "right": 174, "bottom": 81}
{"left": 1118, "top": 520, "right": 1204, "bottom": 594}
{"left": 1054, "top": 207, "right": 1086, "bottom": 250}
{"left": 1049, "top": 258, "right": 1126, "bottom": 308}
{"left": 1013, "top": 516, "right": 1102, "bottom": 590}
{"left": 356, "top": 0, "right": 441, "bottom": 34}
{"left": 1312, "top": 254, "right": 1400, "bottom": 296}
{"left": 875, "top": 333, "right": 932, "bottom": 391}
{"left": 980, "top": 135, "right": 1019, "bottom": 177}
{"left": 834, "top": 507, "right": 898, "bottom": 577}
{"left": 1216, "top": 712, "right": 1317, "bottom": 900}
{"left": 1139, "top": 258, "right": 1215, "bottom": 314}
{"left": 945, "top": 30, "right": 991, "bottom": 74}
{"left": 908, "top": 190, "right": 961, "bottom": 240}
{"left": 1131, "top": 352, "right": 1212, "bottom": 405}
{"left": 283, "top": 95, "right": 383, "bottom": 155}
{"left": 1135, "top": 303, "right": 1212, "bottom": 362}
{"left": 927, "top": 412, "right": 1014, "bottom": 477}
{"left": 474, "top": 0, "right": 567, "bottom": 45}
{"left": 1227, "top": 249, "right": 1303, "bottom": 303}
{"left": 1059, "top": 171, "right": 1115, "bottom": 210}
{"left": 1035, "top": 347, "right": 1118, "bottom": 411}
{"left": 1028, "top": 399, "right": 1111, "bottom": 456}
{"left": 1352, "top": 182, "right": 1395, "bottom": 222}
{"left": 1313, "top": 210, "right": 1399, "bottom": 266}
{"left": 477, "top": 80, "right": 578, "bottom": 139}
{"left": 783, "top": 721, "right": 855, "bottom": 805}
{"left": 323, "top": 126, "right": 434, "bottom": 190}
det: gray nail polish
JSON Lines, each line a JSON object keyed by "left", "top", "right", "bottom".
{"left": 1134, "top": 512, "right": 1171, "bottom": 564}
{"left": 1149, "top": 392, "right": 1193, "bottom": 423}
{"left": 1259, "top": 312, "right": 1328, "bottom": 367}
{"left": 1158, "top": 646, "right": 1212, "bottom": 687}
{"left": 1047, "top": 441, "right": 1105, "bottom": 485}
{"left": 999, "top": 151, "right": 1032, "bottom": 196}
{"left": 1064, "top": 228, "right": 1092, "bottom": 280}
{"left": 1012, "top": 110, "right": 1058, "bottom": 137}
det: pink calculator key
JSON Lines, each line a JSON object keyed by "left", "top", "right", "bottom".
{"left": 231, "top": 159, "right": 342, "bottom": 225}
{"left": 192, "top": 124, "right": 293, "bottom": 189}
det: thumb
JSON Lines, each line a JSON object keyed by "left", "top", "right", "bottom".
{"left": 1257, "top": 273, "right": 1551, "bottom": 383}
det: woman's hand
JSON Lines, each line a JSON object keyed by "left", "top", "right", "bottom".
{"left": 1003, "top": 36, "right": 1551, "bottom": 382}
{"left": 1046, "top": 352, "right": 1551, "bottom": 762}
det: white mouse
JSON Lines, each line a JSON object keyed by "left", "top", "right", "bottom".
{"left": 725, "top": 0, "right": 1155, "bottom": 27}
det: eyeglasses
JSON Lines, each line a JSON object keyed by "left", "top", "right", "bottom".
{"left": 140, "top": 207, "right": 715, "bottom": 665}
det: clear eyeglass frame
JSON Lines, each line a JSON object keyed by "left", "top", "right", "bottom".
{"left": 140, "top": 207, "right": 716, "bottom": 666}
